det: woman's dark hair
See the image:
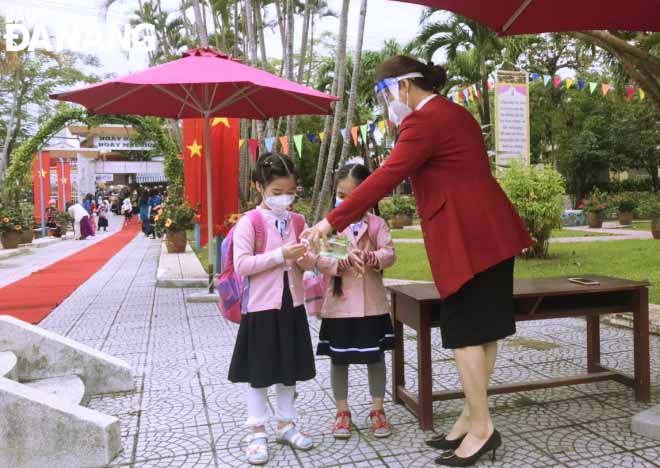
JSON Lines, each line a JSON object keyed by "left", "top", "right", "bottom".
{"left": 253, "top": 152, "right": 299, "bottom": 187}
{"left": 376, "top": 55, "right": 447, "bottom": 93}
{"left": 332, "top": 163, "right": 371, "bottom": 297}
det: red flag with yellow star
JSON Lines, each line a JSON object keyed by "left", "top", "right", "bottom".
{"left": 57, "top": 159, "right": 72, "bottom": 211}
{"left": 183, "top": 119, "right": 204, "bottom": 210}
{"left": 33, "top": 152, "right": 51, "bottom": 222}
{"left": 200, "top": 117, "right": 240, "bottom": 246}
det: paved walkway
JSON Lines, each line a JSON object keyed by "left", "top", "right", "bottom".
{"left": 32, "top": 236, "right": 660, "bottom": 467}
{"left": 0, "top": 214, "right": 126, "bottom": 288}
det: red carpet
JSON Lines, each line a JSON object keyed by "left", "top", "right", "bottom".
{"left": 0, "top": 223, "right": 141, "bottom": 324}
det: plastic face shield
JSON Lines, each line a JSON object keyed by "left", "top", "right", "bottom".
{"left": 374, "top": 72, "right": 424, "bottom": 112}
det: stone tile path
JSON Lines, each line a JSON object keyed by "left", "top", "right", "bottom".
{"left": 32, "top": 234, "right": 660, "bottom": 468}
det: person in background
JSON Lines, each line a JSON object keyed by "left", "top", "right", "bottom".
{"left": 45, "top": 199, "right": 60, "bottom": 237}
{"left": 97, "top": 198, "right": 110, "bottom": 232}
{"left": 68, "top": 202, "right": 94, "bottom": 240}
{"left": 122, "top": 196, "right": 133, "bottom": 226}
{"left": 138, "top": 192, "right": 152, "bottom": 236}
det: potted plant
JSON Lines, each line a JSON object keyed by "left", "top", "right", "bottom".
{"left": 578, "top": 189, "right": 609, "bottom": 228}
{"left": 154, "top": 196, "right": 196, "bottom": 253}
{"left": 18, "top": 204, "right": 35, "bottom": 244}
{"left": 392, "top": 195, "right": 417, "bottom": 226}
{"left": 649, "top": 195, "right": 660, "bottom": 240}
{"left": 615, "top": 193, "right": 637, "bottom": 226}
{"left": 0, "top": 210, "right": 23, "bottom": 249}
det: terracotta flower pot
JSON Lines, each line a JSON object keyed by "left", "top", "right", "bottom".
{"left": 165, "top": 230, "right": 187, "bottom": 253}
{"left": 400, "top": 214, "right": 414, "bottom": 226}
{"left": 19, "top": 230, "right": 34, "bottom": 244}
{"left": 390, "top": 215, "right": 406, "bottom": 229}
{"left": 1, "top": 230, "right": 21, "bottom": 249}
{"left": 618, "top": 211, "right": 634, "bottom": 226}
{"left": 586, "top": 211, "right": 603, "bottom": 229}
{"left": 652, "top": 218, "right": 660, "bottom": 240}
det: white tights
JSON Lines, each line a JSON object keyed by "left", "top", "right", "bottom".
{"left": 246, "top": 384, "right": 297, "bottom": 428}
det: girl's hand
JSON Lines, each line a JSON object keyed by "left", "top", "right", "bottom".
{"left": 282, "top": 243, "right": 308, "bottom": 261}
{"left": 348, "top": 249, "right": 365, "bottom": 275}
{"left": 364, "top": 251, "right": 379, "bottom": 268}
{"left": 301, "top": 219, "right": 333, "bottom": 253}
{"left": 337, "top": 258, "right": 351, "bottom": 274}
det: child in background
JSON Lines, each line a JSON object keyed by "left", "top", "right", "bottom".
{"left": 97, "top": 199, "right": 110, "bottom": 232}
{"left": 316, "top": 162, "right": 397, "bottom": 440}
{"left": 228, "top": 152, "right": 317, "bottom": 465}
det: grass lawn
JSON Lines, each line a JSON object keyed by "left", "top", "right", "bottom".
{"left": 391, "top": 228, "right": 608, "bottom": 240}
{"left": 633, "top": 221, "right": 652, "bottom": 231}
{"left": 386, "top": 240, "right": 660, "bottom": 304}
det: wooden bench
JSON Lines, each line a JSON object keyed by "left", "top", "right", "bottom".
{"left": 388, "top": 275, "right": 650, "bottom": 431}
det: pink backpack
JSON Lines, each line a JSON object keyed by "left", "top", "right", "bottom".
{"left": 217, "top": 210, "right": 305, "bottom": 323}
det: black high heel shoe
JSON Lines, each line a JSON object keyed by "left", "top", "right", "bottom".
{"left": 425, "top": 433, "right": 467, "bottom": 450}
{"left": 434, "top": 430, "right": 502, "bottom": 467}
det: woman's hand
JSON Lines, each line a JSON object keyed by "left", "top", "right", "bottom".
{"left": 282, "top": 243, "right": 308, "bottom": 261}
{"left": 300, "top": 219, "right": 333, "bottom": 253}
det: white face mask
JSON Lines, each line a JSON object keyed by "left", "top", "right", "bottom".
{"left": 265, "top": 194, "right": 295, "bottom": 215}
{"left": 388, "top": 100, "right": 413, "bottom": 126}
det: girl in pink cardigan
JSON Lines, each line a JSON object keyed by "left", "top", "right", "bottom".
{"left": 316, "top": 163, "right": 397, "bottom": 440}
{"left": 228, "top": 153, "right": 317, "bottom": 465}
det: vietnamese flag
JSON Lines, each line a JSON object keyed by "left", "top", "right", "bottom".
{"left": 57, "top": 159, "right": 72, "bottom": 211}
{"left": 199, "top": 117, "right": 240, "bottom": 247}
{"left": 32, "top": 152, "right": 51, "bottom": 223}
{"left": 183, "top": 119, "right": 205, "bottom": 210}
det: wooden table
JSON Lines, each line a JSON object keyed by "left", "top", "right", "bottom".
{"left": 389, "top": 275, "right": 650, "bottom": 430}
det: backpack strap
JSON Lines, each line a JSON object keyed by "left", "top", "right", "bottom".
{"left": 245, "top": 209, "right": 268, "bottom": 254}
{"left": 290, "top": 213, "right": 306, "bottom": 241}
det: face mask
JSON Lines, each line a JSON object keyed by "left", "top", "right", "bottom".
{"left": 265, "top": 194, "right": 295, "bottom": 215}
{"left": 335, "top": 197, "right": 343, "bottom": 208}
{"left": 387, "top": 89, "right": 413, "bottom": 126}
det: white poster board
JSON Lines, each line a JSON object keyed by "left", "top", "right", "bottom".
{"left": 76, "top": 155, "right": 96, "bottom": 200}
{"left": 94, "top": 135, "right": 156, "bottom": 153}
{"left": 494, "top": 80, "right": 530, "bottom": 166}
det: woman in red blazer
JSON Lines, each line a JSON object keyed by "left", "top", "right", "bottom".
{"left": 305, "top": 56, "right": 532, "bottom": 467}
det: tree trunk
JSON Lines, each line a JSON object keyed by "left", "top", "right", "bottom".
{"left": 479, "top": 53, "right": 491, "bottom": 133}
{"left": 275, "top": 0, "right": 287, "bottom": 76}
{"left": 313, "top": 0, "right": 351, "bottom": 222}
{"left": 255, "top": 0, "right": 276, "bottom": 138}
{"left": 306, "top": 15, "right": 315, "bottom": 87}
{"left": 191, "top": 0, "right": 209, "bottom": 47}
{"left": 0, "top": 69, "right": 24, "bottom": 178}
{"left": 298, "top": 0, "right": 312, "bottom": 83}
{"left": 338, "top": 0, "right": 368, "bottom": 165}
{"left": 285, "top": 0, "right": 296, "bottom": 159}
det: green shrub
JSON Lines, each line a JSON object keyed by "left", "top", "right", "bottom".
{"left": 378, "top": 195, "right": 417, "bottom": 220}
{"left": 614, "top": 193, "right": 639, "bottom": 213}
{"left": 646, "top": 195, "right": 660, "bottom": 219}
{"left": 292, "top": 198, "right": 312, "bottom": 220}
{"left": 498, "top": 161, "right": 566, "bottom": 258}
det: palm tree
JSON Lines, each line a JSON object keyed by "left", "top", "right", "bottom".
{"left": 313, "top": 0, "right": 350, "bottom": 222}
{"left": 338, "top": 0, "right": 368, "bottom": 164}
{"left": 191, "top": 0, "right": 209, "bottom": 47}
{"left": 285, "top": 0, "right": 296, "bottom": 158}
{"left": 415, "top": 11, "right": 501, "bottom": 129}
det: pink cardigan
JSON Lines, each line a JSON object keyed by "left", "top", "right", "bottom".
{"left": 233, "top": 209, "right": 315, "bottom": 313}
{"left": 317, "top": 213, "right": 396, "bottom": 319}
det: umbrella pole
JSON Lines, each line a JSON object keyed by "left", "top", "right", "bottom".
{"left": 204, "top": 114, "right": 215, "bottom": 293}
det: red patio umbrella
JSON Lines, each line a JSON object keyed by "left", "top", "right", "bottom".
{"left": 51, "top": 48, "right": 338, "bottom": 291}
{"left": 394, "top": 0, "right": 660, "bottom": 35}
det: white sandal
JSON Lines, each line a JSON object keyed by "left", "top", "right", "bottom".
{"left": 246, "top": 432, "right": 269, "bottom": 465}
{"left": 276, "top": 423, "right": 314, "bottom": 451}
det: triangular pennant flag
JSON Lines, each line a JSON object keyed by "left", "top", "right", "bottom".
{"left": 373, "top": 126, "right": 383, "bottom": 145}
{"left": 553, "top": 76, "right": 561, "bottom": 89}
{"left": 307, "top": 133, "right": 317, "bottom": 144}
{"left": 639, "top": 89, "right": 646, "bottom": 100}
{"left": 530, "top": 73, "right": 539, "bottom": 81}
{"left": 212, "top": 117, "right": 230, "bottom": 128}
{"left": 475, "top": 84, "right": 481, "bottom": 100}
{"left": 378, "top": 120, "right": 386, "bottom": 134}
{"left": 351, "top": 127, "right": 359, "bottom": 146}
{"left": 293, "top": 134, "right": 303, "bottom": 158}
{"left": 368, "top": 122, "right": 376, "bottom": 134}
{"left": 339, "top": 128, "right": 347, "bottom": 141}
{"left": 463, "top": 89, "right": 470, "bottom": 102}
{"left": 265, "top": 137, "right": 276, "bottom": 152}
{"left": 589, "top": 82, "right": 597, "bottom": 94}
{"left": 578, "top": 80, "right": 586, "bottom": 91}
{"left": 566, "top": 79, "right": 574, "bottom": 89}
{"left": 626, "top": 86, "right": 635, "bottom": 101}
{"left": 239, "top": 139, "right": 245, "bottom": 149}
{"left": 319, "top": 132, "right": 324, "bottom": 142}
{"left": 454, "top": 92, "right": 461, "bottom": 103}
{"left": 279, "top": 136, "right": 288, "bottom": 155}
{"left": 468, "top": 86, "right": 475, "bottom": 101}
{"left": 543, "top": 75, "right": 551, "bottom": 86}
{"left": 448, "top": 95, "right": 454, "bottom": 102}
{"left": 602, "top": 83, "right": 610, "bottom": 96}
{"left": 248, "top": 139, "right": 259, "bottom": 162}
{"left": 360, "top": 125, "right": 369, "bottom": 145}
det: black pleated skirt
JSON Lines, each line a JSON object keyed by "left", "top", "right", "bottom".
{"left": 228, "top": 274, "right": 316, "bottom": 388}
{"left": 317, "top": 314, "right": 395, "bottom": 365}
{"left": 435, "top": 257, "right": 516, "bottom": 349}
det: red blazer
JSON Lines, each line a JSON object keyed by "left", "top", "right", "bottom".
{"left": 327, "top": 96, "right": 533, "bottom": 298}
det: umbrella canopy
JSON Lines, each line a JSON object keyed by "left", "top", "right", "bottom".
{"left": 50, "top": 48, "right": 337, "bottom": 119}
{"left": 394, "top": 0, "right": 660, "bottom": 35}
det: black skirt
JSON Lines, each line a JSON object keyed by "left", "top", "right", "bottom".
{"left": 317, "top": 314, "right": 395, "bottom": 365}
{"left": 435, "top": 257, "right": 516, "bottom": 349}
{"left": 228, "top": 274, "right": 316, "bottom": 388}
{"left": 98, "top": 217, "right": 108, "bottom": 228}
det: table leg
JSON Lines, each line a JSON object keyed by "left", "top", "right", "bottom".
{"left": 632, "top": 288, "right": 650, "bottom": 402}
{"left": 392, "top": 296, "right": 405, "bottom": 404}
{"left": 417, "top": 305, "right": 433, "bottom": 431}
{"left": 586, "top": 315, "right": 601, "bottom": 373}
